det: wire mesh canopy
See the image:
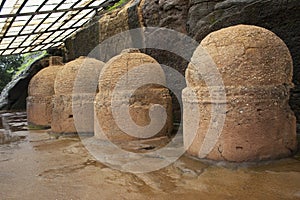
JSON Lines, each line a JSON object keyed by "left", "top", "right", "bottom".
{"left": 0, "top": 0, "right": 110, "bottom": 56}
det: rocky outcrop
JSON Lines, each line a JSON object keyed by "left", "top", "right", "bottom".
{"left": 94, "top": 49, "right": 173, "bottom": 141}
{"left": 141, "top": 0, "right": 190, "bottom": 33}
{"left": 183, "top": 25, "right": 297, "bottom": 162}
{"left": 27, "top": 57, "right": 64, "bottom": 128}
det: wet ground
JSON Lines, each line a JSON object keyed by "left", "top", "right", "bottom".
{"left": 0, "top": 112, "right": 300, "bottom": 200}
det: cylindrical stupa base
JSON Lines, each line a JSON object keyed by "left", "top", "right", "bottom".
{"left": 51, "top": 94, "right": 95, "bottom": 134}
{"left": 94, "top": 87, "right": 173, "bottom": 142}
{"left": 26, "top": 60, "right": 63, "bottom": 128}
{"left": 183, "top": 86, "right": 297, "bottom": 162}
{"left": 52, "top": 57, "right": 105, "bottom": 134}
{"left": 27, "top": 96, "right": 53, "bottom": 128}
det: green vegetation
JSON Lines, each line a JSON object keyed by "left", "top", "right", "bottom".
{"left": 0, "top": 54, "right": 24, "bottom": 92}
{"left": 27, "top": 124, "right": 50, "bottom": 130}
{"left": 0, "top": 51, "right": 47, "bottom": 92}
{"left": 13, "top": 51, "right": 47, "bottom": 78}
{"left": 107, "top": 0, "right": 129, "bottom": 11}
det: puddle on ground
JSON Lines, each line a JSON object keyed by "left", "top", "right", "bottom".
{"left": 0, "top": 112, "right": 299, "bottom": 200}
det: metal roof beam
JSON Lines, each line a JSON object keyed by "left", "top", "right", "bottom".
{"left": 0, "top": 0, "right": 111, "bottom": 55}
{"left": 0, "top": 0, "right": 28, "bottom": 43}
{"left": 0, "top": 5, "right": 104, "bottom": 18}
{"left": 2, "top": 26, "right": 82, "bottom": 38}
{"left": 8, "top": 0, "right": 51, "bottom": 54}
{"left": 0, "top": 41, "right": 63, "bottom": 51}
{"left": 0, "top": 0, "right": 6, "bottom": 13}
{"left": 23, "top": 0, "right": 80, "bottom": 53}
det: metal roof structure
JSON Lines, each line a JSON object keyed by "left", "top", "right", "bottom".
{"left": 0, "top": 0, "right": 110, "bottom": 56}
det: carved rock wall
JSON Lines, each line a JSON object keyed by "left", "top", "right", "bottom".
{"left": 64, "top": 1, "right": 141, "bottom": 62}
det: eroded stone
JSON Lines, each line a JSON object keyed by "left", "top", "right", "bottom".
{"left": 94, "top": 50, "right": 173, "bottom": 142}
{"left": 184, "top": 25, "right": 298, "bottom": 162}
{"left": 27, "top": 57, "right": 63, "bottom": 128}
{"left": 51, "top": 57, "right": 105, "bottom": 134}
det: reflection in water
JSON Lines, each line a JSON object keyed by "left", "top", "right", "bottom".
{"left": 0, "top": 111, "right": 299, "bottom": 199}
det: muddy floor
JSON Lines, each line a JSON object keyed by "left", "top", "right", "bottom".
{"left": 0, "top": 112, "right": 300, "bottom": 200}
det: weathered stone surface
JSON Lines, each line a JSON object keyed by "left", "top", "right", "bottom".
{"left": 183, "top": 25, "right": 297, "bottom": 162}
{"left": 65, "top": 1, "right": 142, "bottom": 62}
{"left": 139, "top": 0, "right": 192, "bottom": 123}
{"left": 0, "top": 112, "right": 27, "bottom": 144}
{"left": 186, "top": 26, "right": 293, "bottom": 87}
{"left": 140, "top": 0, "right": 191, "bottom": 74}
{"left": 186, "top": 0, "right": 300, "bottom": 125}
{"left": 1, "top": 114, "right": 300, "bottom": 199}
{"left": 94, "top": 50, "right": 173, "bottom": 141}
{"left": 64, "top": 22, "right": 100, "bottom": 61}
{"left": 63, "top": 0, "right": 300, "bottom": 129}
{"left": 141, "top": 0, "right": 190, "bottom": 33}
{"left": 27, "top": 57, "right": 63, "bottom": 127}
{"left": 139, "top": 0, "right": 300, "bottom": 126}
{"left": 51, "top": 57, "right": 105, "bottom": 134}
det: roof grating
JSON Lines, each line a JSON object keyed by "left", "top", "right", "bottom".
{"left": 0, "top": 0, "right": 110, "bottom": 55}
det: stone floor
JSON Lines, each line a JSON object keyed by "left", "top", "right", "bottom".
{"left": 0, "top": 112, "right": 300, "bottom": 200}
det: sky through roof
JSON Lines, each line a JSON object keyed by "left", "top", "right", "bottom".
{"left": 0, "top": 0, "right": 109, "bottom": 55}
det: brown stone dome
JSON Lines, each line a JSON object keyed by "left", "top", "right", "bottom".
{"left": 95, "top": 50, "right": 173, "bottom": 142}
{"left": 29, "top": 65, "right": 63, "bottom": 97}
{"left": 54, "top": 56, "right": 104, "bottom": 95}
{"left": 27, "top": 57, "right": 64, "bottom": 127}
{"left": 98, "top": 52, "right": 164, "bottom": 94}
{"left": 186, "top": 25, "right": 293, "bottom": 88}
